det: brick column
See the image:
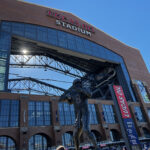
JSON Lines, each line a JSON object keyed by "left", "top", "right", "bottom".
{"left": 19, "top": 95, "right": 29, "bottom": 150}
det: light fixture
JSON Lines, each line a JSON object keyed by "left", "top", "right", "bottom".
{"left": 22, "top": 49, "right": 28, "bottom": 54}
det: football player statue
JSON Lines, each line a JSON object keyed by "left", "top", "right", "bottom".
{"left": 59, "top": 78, "right": 101, "bottom": 150}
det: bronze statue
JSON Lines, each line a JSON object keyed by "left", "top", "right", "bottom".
{"left": 59, "top": 78, "right": 101, "bottom": 150}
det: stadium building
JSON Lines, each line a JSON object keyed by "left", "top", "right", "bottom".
{"left": 0, "top": 0, "right": 150, "bottom": 149}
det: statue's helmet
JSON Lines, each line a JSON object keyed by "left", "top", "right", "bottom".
{"left": 73, "top": 79, "right": 81, "bottom": 86}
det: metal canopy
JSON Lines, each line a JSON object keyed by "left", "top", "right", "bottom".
{"left": 9, "top": 77, "right": 65, "bottom": 96}
{"left": 9, "top": 37, "right": 113, "bottom": 96}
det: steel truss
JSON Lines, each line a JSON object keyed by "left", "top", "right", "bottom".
{"left": 10, "top": 55, "right": 85, "bottom": 78}
{"left": 8, "top": 77, "right": 66, "bottom": 96}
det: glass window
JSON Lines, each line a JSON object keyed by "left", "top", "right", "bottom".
{"left": 83, "top": 38, "right": 91, "bottom": 50}
{"left": 25, "top": 24, "right": 37, "bottom": 40}
{"left": 58, "top": 103, "right": 65, "bottom": 125}
{"left": 1, "top": 22, "right": 11, "bottom": 32}
{"left": 136, "top": 80, "right": 150, "bottom": 103}
{"left": 0, "top": 74, "right": 5, "bottom": 91}
{"left": 143, "top": 128, "right": 150, "bottom": 138}
{"left": 91, "top": 130, "right": 101, "bottom": 143}
{"left": 0, "top": 58, "right": 7, "bottom": 66}
{"left": 28, "top": 101, "right": 51, "bottom": 126}
{"left": 58, "top": 102, "right": 75, "bottom": 125}
{"left": 147, "top": 108, "right": 150, "bottom": 119}
{"left": 102, "top": 104, "right": 116, "bottom": 124}
{"left": 62, "top": 132, "right": 73, "bottom": 147}
{"left": 57, "top": 31, "right": 67, "bottom": 48}
{"left": 44, "top": 102, "right": 51, "bottom": 125}
{"left": 47, "top": 28, "right": 58, "bottom": 46}
{"left": 134, "top": 106, "right": 145, "bottom": 122}
{"left": 110, "top": 129, "right": 120, "bottom": 141}
{"left": 12, "top": 22, "right": 24, "bottom": 36}
{"left": 0, "top": 30, "right": 11, "bottom": 91}
{"left": 67, "top": 33, "right": 77, "bottom": 50}
{"left": 0, "top": 66, "right": 6, "bottom": 74}
{"left": 28, "top": 134, "right": 48, "bottom": 150}
{"left": 0, "top": 81, "right": 5, "bottom": 91}
{"left": 0, "top": 31, "right": 11, "bottom": 50}
{"left": 88, "top": 104, "right": 99, "bottom": 124}
{"left": 75, "top": 36, "right": 84, "bottom": 52}
{"left": 0, "top": 100, "right": 19, "bottom": 127}
{"left": 37, "top": 26, "right": 47, "bottom": 42}
{"left": 10, "top": 100, "right": 19, "bottom": 127}
{"left": 0, "top": 136, "right": 16, "bottom": 150}
{"left": 36, "top": 101, "right": 44, "bottom": 126}
{"left": 0, "top": 51, "right": 8, "bottom": 58}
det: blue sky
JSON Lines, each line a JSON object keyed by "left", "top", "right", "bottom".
{"left": 24, "top": 0, "right": 150, "bottom": 72}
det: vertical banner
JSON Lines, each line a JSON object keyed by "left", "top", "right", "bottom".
{"left": 113, "top": 85, "right": 140, "bottom": 145}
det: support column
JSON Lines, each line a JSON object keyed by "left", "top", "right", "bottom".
{"left": 19, "top": 95, "right": 29, "bottom": 150}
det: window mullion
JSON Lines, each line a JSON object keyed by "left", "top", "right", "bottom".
{"left": 42, "top": 102, "right": 44, "bottom": 126}
{"left": 35, "top": 102, "right": 37, "bottom": 126}
{"left": 8, "top": 100, "right": 11, "bottom": 127}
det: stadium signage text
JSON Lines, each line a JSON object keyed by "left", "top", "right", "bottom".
{"left": 47, "top": 10, "right": 94, "bottom": 37}
{"left": 113, "top": 85, "right": 140, "bottom": 145}
{"left": 113, "top": 85, "right": 131, "bottom": 118}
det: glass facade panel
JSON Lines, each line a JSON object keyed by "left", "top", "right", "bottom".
{"left": 0, "top": 32, "right": 11, "bottom": 50}
{"left": 37, "top": 26, "right": 47, "bottom": 42}
{"left": 88, "top": 104, "right": 98, "bottom": 124}
{"left": 0, "top": 66, "right": 6, "bottom": 74}
{"left": 147, "top": 108, "right": 150, "bottom": 119}
{"left": 0, "top": 58, "right": 7, "bottom": 66}
{"left": 67, "top": 33, "right": 77, "bottom": 50}
{"left": 143, "top": 128, "right": 150, "bottom": 138}
{"left": 58, "top": 103, "right": 65, "bottom": 125}
{"left": 0, "top": 51, "right": 8, "bottom": 58}
{"left": 12, "top": 22, "right": 24, "bottom": 36}
{"left": 58, "top": 31, "right": 68, "bottom": 48}
{"left": 58, "top": 102, "right": 75, "bottom": 125}
{"left": 0, "top": 136, "right": 16, "bottom": 150}
{"left": 92, "top": 131, "right": 101, "bottom": 143}
{"left": 0, "top": 74, "right": 5, "bottom": 90}
{"left": 64, "top": 103, "right": 72, "bottom": 125}
{"left": 83, "top": 39, "right": 92, "bottom": 55}
{"left": 36, "top": 101, "right": 44, "bottom": 126}
{"left": 1, "top": 22, "right": 11, "bottom": 33}
{"left": 28, "top": 134, "right": 48, "bottom": 150}
{"left": 28, "top": 101, "right": 51, "bottom": 126}
{"left": 25, "top": 24, "right": 37, "bottom": 40}
{"left": 110, "top": 130, "right": 120, "bottom": 141}
{"left": 44, "top": 102, "right": 51, "bottom": 125}
{"left": 0, "top": 100, "right": 19, "bottom": 127}
{"left": 62, "top": 132, "right": 73, "bottom": 147}
{"left": 47, "top": 28, "right": 58, "bottom": 45}
{"left": 136, "top": 80, "right": 150, "bottom": 103}
{"left": 0, "top": 30, "right": 11, "bottom": 91}
{"left": 102, "top": 104, "right": 116, "bottom": 124}
{"left": 75, "top": 36, "right": 84, "bottom": 52}
{"left": 58, "top": 103, "right": 98, "bottom": 125}
{"left": 134, "top": 106, "right": 145, "bottom": 122}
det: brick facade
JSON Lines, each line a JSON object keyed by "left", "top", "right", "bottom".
{"left": 0, "top": 0, "right": 150, "bottom": 149}
{"left": 0, "top": 85, "right": 150, "bottom": 149}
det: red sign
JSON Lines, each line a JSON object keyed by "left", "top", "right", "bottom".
{"left": 113, "top": 85, "right": 131, "bottom": 118}
{"left": 47, "top": 10, "right": 95, "bottom": 33}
